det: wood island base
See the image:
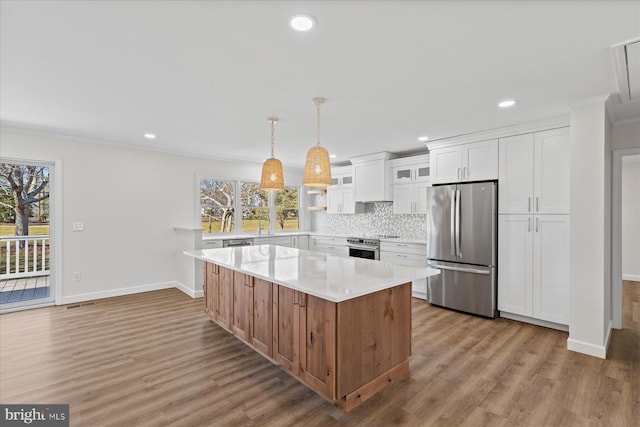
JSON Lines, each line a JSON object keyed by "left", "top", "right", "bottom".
{"left": 203, "top": 262, "right": 412, "bottom": 412}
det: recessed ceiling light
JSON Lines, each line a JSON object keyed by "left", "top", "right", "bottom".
{"left": 144, "top": 133, "right": 156, "bottom": 139}
{"left": 498, "top": 99, "right": 517, "bottom": 108}
{"left": 329, "top": 154, "right": 337, "bottom": 159}
{"left": 418, "top": 136, "right": 429, "bottom": 142}
{"left": 289, "top": 14, "right": 316, "bottom": 32}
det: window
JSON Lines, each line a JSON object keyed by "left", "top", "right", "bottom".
{"left": 241, "top": 182, "right": 269, "bottom": 233}
{"left": 200, "top": 179, "right": 235, "bottom": 233}
{"left": 199, "top": 178, "right": 300, "bottom": 234}
{"left": 275, "top": 186, "right": 299, "bottom": 231}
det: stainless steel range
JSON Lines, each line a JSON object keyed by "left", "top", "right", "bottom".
{"left": 346, "top": 237, "right": 380, "bottom": 260}
{"left": 346, "top": 235, "right": 400, "bottom": 260}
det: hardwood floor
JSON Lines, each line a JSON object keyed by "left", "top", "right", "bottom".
{"left": 0, "top": 282, "right": 638, "bottom": 426}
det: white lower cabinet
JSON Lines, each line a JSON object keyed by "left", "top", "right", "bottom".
{"left": 311, "top": 236, "right": 348, "bottom": 257}
{"left": 380, "top": 241, "right": 427, "bottom": 299}
{"left": 498, "top": 214, "right": 569, "bottom": 325}
{"left": 254, "top": 236, "right": 293, "bottom": 247}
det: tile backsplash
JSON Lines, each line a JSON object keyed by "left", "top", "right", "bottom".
{"left": 311, "top": 198, "right": 427, "bottom": 239}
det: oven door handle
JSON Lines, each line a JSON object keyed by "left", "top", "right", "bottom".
{"left": 347, "top": 244, "right": 379, "bottom": 251}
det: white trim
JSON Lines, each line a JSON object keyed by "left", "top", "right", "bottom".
{"left": 612, "top": 116, "right": 640, "bottom": 126}
{"left": 0, "top": 121, "right": 311, "bottom": 171}
{"left": 569, "top": 94, "right": 612, "bottom": 109}
{"left": 425, "top": 115, "right": 570, "bottom": 150}
{"left": 60, "top": 281, "right": 177, "bottom": 305}
{"left": 0, "top": 301, "right": 55, "bottom": 314}
{"left": 622, "top": 274, "right": 640, "bottom": 282}
{"left": 175, "top": 281, "right": 203, "bottom": 298}
{"left": 612, "top": 147, "right": 640, "bottom": 330}
{"left": 499, "top": 311, "right": 569, "bottom": 332}
{"left": 567, "top": 337, "right": 607, "bottom": 359}
{"left": 0, "top": 156, "right": 61, "bottom": 308}
{"left": 605, "top": 319, "right": 613, "bottom": 356}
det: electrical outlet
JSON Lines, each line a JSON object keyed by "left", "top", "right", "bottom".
{"left": 73, "top": 272, "right": 81, "bottom": 281}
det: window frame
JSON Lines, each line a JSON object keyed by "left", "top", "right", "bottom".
{"left": 196, "top": 174, "right": 302, "bottom": 236}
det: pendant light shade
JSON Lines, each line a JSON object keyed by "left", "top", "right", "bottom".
{"left": 260, "top": 118, "right": 284, "bottom": 191}
{"left": 304, "top": 98, "right": 332, "bottom": 187}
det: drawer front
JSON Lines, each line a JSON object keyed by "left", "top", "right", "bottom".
{"left": 202, "top": 240, "right": 223, "bottom": 249}
{"left": 255, "top": 236, "right": 292, "bottom": 247}
{"left": 315, "top": 236, "right": 347, "bottom": 246}
{"left": 380, "top": 242, "right": 426, "bottom": 256}
{"left": 380, "top": 251, "right": 426, "bottom": 267}
{"left": 316, "top": 243, "right": 348, "bottom": 257}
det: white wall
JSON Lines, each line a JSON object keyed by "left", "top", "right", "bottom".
{"left": 622, "top": 156, "right": 640, "bottom": 281}
{"left": 567, "top": 98, "right": 611, "bottom": 359}
{"left": 0, "top": 128, "right": 303, "bottom": 303}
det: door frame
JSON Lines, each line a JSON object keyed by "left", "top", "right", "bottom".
{"left": 611, "top": 147, "right": 640, "bottom": 329}
{"left": 0, "top": 157, "right": 62, "bottom": 312}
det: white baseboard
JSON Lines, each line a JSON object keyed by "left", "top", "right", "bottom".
{"left": 60, "top": 281, "right": 177, "bottom": 305}
{"left": 622, "top": 274, "right": 640, "bottom": 282}
{"left": 175, "top": 281, "right": 203, "bottom": 299}
{"left": 499, "top": 311, "right": 569, "bottom": 332}
{"left": 567, "top": 337, "right": 607, "bottom": 359}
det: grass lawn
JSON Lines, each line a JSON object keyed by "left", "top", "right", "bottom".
{"left": 0, "top": 223, "right": 50, "bottom": 237}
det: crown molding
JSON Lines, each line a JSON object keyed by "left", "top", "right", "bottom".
{"left": 425, "top": 115, "right": 570, "bottom": 150}
{"left": 0, "top": 120, "right": 306, "bottom": 172}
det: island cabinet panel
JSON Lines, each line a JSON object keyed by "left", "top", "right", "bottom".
{"left": 231, "top": 271, "right": 252, "bottom": 343}
{"left": 336, "top": 283, "right": 411, "bottom": 401}
{"left": 299, "top": 293, "right": 336, "bottom": 401}
{"left": 251, "top": 278, "right": 273, "bottom": 358}
{"left": 272, "top": 286, "right": 300, "bottom": 375}
{"left": 202, "top": 261, "right": 415, "bottom": 412}
{"left": 216, "top": 267, "right": 234, "bottom": 332}
{"left": 203, "top": 263, "right": 218, "bottom": 320}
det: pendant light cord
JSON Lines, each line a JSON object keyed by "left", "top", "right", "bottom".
{"left": 270, "top": 119, "right": 275, "bottom": 158}
{"left": 316, "top": 101, "right": 321, "bottom": 147}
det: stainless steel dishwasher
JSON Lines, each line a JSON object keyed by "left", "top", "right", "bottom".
{"left": 222, "top": 238, "right": 253, "bottom": 248}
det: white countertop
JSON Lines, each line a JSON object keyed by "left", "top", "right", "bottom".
{"left": 184, "top": 245, "right": 439, "bottom": 303}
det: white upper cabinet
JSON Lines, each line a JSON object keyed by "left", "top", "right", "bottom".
{"left": 498, "top": 134, "right": 535, "bottom": 214}
{"left": 327, "top": 166, "right": 362, "bottom": 214}
{"left": 430, "top": 140, "right": 498, "bottom": 184}
{"left": 534, "top": 128, "right": 571, "bottom": 214}
{"left": 499, "top": 127, "right": 570, "bottom": 214}
{"left": 390, "top": 154, "right": 430, "bottom": 214}
{"left": 351, "top": 152, "right": 395, "bottom": 202}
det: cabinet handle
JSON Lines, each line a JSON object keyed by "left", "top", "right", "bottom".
{"left": 310, "top": 331, "right": 314, "bottom": 344}
{"left": 457, "top": 168, "right": 462, "bottom": 181}
{"left": 464, "top": 167, "right": 468, "bottom": 180}
{"left": 535, "top": 218, "right": 539, "bottom": 232}
{"left": 536, "top": 197, "right": 539, "bottom": 212}
{"left": 528, "top": 197, "right": 532, "bottom": 213}
{"left": 528, "top": 217, "right": 531, "bottom": 232}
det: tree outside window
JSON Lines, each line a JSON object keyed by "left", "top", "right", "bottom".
{"left": 241, "top": 182, "right": 269, "bottom": 233}
{"left": 200, "top": 179, "right": 235, "bottom": 233}
{"left": 275, "top": 186, "right": 299, "bottom": 231}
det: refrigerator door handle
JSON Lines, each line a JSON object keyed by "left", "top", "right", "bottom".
{"left": 450, "top": 190, "right": 456, "bottom": 257}
{"left": 456, "top": 189, "right": 462, "bottom": 258}
{"left": 427, "top": 262, "right": 490, "bottom": 275}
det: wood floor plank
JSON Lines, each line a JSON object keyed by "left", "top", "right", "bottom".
{"left": 1, "top": 285, "right": 638, "bottom": 426}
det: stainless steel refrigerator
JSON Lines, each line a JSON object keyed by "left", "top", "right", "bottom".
{"left": 426, "top": 181, "right": 497, "bottom": 318}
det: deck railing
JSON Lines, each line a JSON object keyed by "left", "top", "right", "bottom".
{"left": 0, "top": 235, "right": 50, "bottom": 279}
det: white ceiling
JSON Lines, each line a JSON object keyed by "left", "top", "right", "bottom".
{"left": 1, "top": 1, "right": 639, "bottom": 169}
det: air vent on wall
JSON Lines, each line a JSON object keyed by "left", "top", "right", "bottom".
{"left": 612, "top": 38, "right": 640, "bottom": 102}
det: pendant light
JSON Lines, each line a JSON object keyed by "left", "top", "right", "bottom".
{"left": 303, "top": 98, "right": 332, "bottom": 187}
{"left": 260, "top": 118, "right": 284, "bottom": 191}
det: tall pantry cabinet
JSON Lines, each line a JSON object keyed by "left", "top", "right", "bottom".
{"left": 497, "top": 127, "right": 570, "bottom": 327}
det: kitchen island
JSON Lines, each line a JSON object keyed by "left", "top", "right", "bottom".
{"left": 185, "top": 245, "right": 439, "bottom": 411}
